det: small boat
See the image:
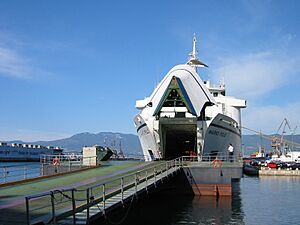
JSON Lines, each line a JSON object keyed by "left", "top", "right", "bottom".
{"left": 243, "top": 160, "right": 260, "bottom": 176}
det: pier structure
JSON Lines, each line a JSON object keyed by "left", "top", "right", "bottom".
{"left": 25, "top": 158, "right": 181, "bottom": 225}
{"left": 18, "top": 156, "right": 241, "bottom": 225}
{"left": 259, "top": 167, "right": 300, "bottom": 176}
{"left": 0, "top": 161, "right": 148, "bottom": 225}
{"left": 0, "top": 155, "right": 241, "bottom": 225}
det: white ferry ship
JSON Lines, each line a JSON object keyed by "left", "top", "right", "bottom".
{"left": 134, "top": 35, "right": 247, "bottom": 161}
{"left": 0, "top": 142, "right": 63, "bottom": 161}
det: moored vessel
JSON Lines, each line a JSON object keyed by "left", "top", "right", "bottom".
{"left": 0, "top": 142, "right": 63, "bottom": 162}
{"left": 134, "top": 35, "right": 246, "bottom": 161}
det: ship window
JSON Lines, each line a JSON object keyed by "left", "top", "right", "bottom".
{"left": 153, "top": 76, "right": 197, "bottom": 116}
{"left": 162, "top": 89, "right": 186, "bottom": 107}
{"left": 213, "top": 92, "right": 218, "bottom": 97}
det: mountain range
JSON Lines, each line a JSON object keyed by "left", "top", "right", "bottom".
{"left": 7, "top": 132, "right": 142, "bottom": 155}
{"left": 5, "top": 132, "right": 300, "bottom": 156}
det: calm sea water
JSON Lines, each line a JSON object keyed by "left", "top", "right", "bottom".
{"left": 109, "top": 176, "right": 300, "bottom": 225}
{"left": 0, "top": 162, "right": 40, "bottom": 183}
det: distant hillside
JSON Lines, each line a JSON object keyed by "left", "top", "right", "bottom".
{"left": 8, "top": 132, "right": 143, "bottom": 155}
{"left": 6, "top": 132, "right": 300, "bottom": 157}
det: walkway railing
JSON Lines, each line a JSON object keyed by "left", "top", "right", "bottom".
{"left": 25, "top": 157, "right": 184, "bottom": 225}
{"left": 0, "top": 155, "right": 98, "bottom": 184}
{"left": 40, "top": 154, "right": 97, "bottom": 176}
{"left": 25, "top": 155, "right": 242, "bottom": 224}
{"left": 0, "top": 163, "right": 40, "bottom": 183}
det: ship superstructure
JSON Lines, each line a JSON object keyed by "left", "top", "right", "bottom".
{"left": 134, "top": 35, "right": 246, "bottom": 161}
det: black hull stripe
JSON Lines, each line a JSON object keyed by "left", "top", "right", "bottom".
{"left": 210, "top": 123, "right": 241, "bottom": 137}
{"left": 137, "top": 123, "right": 147, "bottom": 133}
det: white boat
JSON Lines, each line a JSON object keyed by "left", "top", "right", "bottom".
{"left": 0, "top": 142, "right": 63, "bottom": 162}
{"left": 271, "top": 151, "right": 300, "bottom": 163}
{"left": 134, "top": 35, "right": 247, "bottom": 161}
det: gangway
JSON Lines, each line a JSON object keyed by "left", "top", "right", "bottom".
{"left": 25, "top": 158, "right": 184, "bottom": 225}
{"left": 25, "top": 155, "right": 242, "bottom": 225}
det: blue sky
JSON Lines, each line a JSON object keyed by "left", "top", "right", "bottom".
{"left": 0, "top": 0, "right": 299, "bottom": 141}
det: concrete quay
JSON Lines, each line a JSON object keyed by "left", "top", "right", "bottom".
{"left": 259, "top": 167, "right": 300, "bottom": 176}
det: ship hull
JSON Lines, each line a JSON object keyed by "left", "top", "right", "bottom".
{"left": 136, "top": 113, "right": 242, "bottom": 161}
{"left": 203, "top": 114, "right": 242, "bottom": 158}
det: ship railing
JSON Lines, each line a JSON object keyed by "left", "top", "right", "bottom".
{"left": 0, "top": 163, "right": 41, "bottom": 184}
{"left": 201, "top": 153, "right": 242, "bottom": 162}
{"left": 181, "top": 153, "right": 242, "bottom": 163}
{"left": 25, "top": 157, "right": 184, "bottom": 225}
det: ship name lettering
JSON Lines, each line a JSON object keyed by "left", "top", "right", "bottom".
{"left": 209, "top": 130, "right": 227, "bottom": 137}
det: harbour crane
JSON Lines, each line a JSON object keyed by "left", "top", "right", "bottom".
{"left": 242, "top": 121, "right": 300, "bottom": 155}
{"left": 271, "top": 118, "right": 292, "bottom": 156}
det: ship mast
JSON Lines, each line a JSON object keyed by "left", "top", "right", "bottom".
{"left": 187, "top": 33, "right": 208, "bottom": 68}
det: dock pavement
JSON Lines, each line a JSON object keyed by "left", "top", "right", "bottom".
{"left": 0, "top": 161, "right": 153, "bottom": 225}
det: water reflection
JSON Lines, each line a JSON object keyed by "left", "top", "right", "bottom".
{"left": 187, "top": 185, "right": 244, "bottom": 225}
{"left": 111, "top": 181, "right": 244, "bottom": 225}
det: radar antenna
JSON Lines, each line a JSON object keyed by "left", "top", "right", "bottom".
{"left": 187, "top": 33, "right": 208, "bottom": 68}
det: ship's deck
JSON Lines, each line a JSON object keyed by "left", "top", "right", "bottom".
{"left": 0, "top": 161, "right": 153, "bottom": 225}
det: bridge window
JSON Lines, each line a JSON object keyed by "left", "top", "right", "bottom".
{"left": 162, "top": 89, "right": 186, "bottom": 107}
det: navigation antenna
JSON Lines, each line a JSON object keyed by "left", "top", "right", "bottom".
{"left": 187, "top": 33, "right": 208, "bottom": 68}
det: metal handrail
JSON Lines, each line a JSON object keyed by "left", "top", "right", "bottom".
{"left": 1, "top": 164, "right": 41, "bottom": 183}
{"left": 181, "top": 153, "right": 242, "bottom": 162}
{"left": 1, "top": 156, "right": 99, "bottom": 184}
{"left": 25, "top": 157, "right": 183, "bottom": 225}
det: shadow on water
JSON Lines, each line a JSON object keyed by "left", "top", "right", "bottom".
{"left": 101, "top": 180, "right": 244, "bottom": 225}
